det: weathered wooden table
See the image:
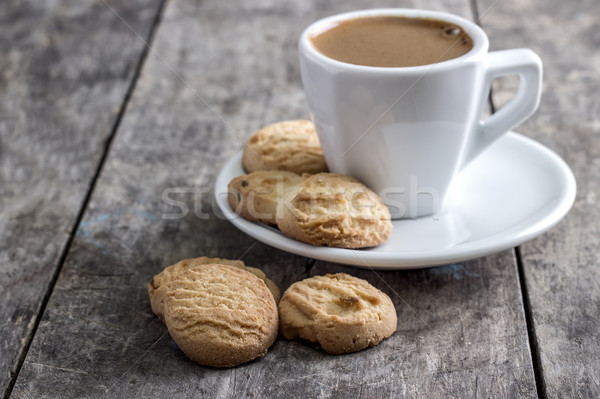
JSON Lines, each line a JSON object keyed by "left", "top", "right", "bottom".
{"left": 1, "top": 0, "right": 598, "bottom": 398}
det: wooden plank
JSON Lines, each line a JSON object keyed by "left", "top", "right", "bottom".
{"left": 11, "top": 0, "right": 537, "bottom": 397}
{"left": 0, "top": 0, "right": 163, "bottom": 397}
{"left": 479, "top": 0, "right": 600, "bottom": 396}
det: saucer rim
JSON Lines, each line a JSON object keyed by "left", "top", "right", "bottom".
{"left": 214, "top": 132, "right": 576, "bottom": 269}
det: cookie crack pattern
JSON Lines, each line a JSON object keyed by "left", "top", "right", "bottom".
{"left": 278, "top": 273, "right": 397, "bottom": 354}
{"left": 149, "top": 261, "right": 278, "bottom": 367}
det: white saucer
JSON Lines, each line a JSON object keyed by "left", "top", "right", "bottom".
{"left": 214, "top": 132, "right": 576, "bottom": 269}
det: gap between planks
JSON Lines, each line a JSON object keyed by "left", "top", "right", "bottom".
{"left": 515, "top": 246, "right": 548, "bottom": 399}
{"left": 2, "top": 1, "right": 168, "bottom": 398}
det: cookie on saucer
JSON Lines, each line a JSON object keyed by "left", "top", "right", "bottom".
{"left": 228, "top": 170, "right": 303, "bottom": 225}
{"left": 276, "top": 173, "right": 392, "bottom": 248}
{"left": 242, "top": 120, "right": 328, "bottom": 174}
{"left": 278, "top": 273, "right": 397, "bottom": 354}
{"left": 164, "top": 264, "right": 279, "bottom": 367}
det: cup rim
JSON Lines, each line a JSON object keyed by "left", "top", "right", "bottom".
{"left": 299, "top": 8, "right": 489, "bottom": 73}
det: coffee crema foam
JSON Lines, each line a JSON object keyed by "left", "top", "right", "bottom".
{"left": 310, "top": 16, "right": 474, "bottom": 67}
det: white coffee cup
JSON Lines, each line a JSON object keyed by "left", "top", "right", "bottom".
{"left": 299, "top": 9, "right": 542, "bottom": 219}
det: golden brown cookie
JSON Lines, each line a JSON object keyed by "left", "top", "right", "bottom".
{"left": 148, "top": 257, "right": 280, "bottom": 322}
{"left": 228, "top": 171, "right": 303, "bottom": 225}
{"left": 164, "top": 264, "right": 279, "bottom": 367}
{"left": 242, "top": 120, "right": 328, "bottom": 174}
{"left": 278, "top": 273, "right": 397, "bottom": 354}
{"left": 276, "top": 173, "right": 392, "bottom": 248}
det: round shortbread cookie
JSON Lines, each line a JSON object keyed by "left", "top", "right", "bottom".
{"left": 164, "top": 264, "right": 279, "bottom": 367}
{"left": 278, "top": 273, "right": 397, "bottom": 354}
{"left": 242, "top": 120, "right": 328, "bottom": 174}
{"left": 276, "top": 173, "right": 392, "bottom": 248}
{"left": 148, "top": 257, "right": 280, "bottom": 322}
{"left": 228, "top": 170, "right": 303, "bottom": 225}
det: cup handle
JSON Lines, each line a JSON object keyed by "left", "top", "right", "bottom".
{"left": 463, "top": 48, "right": 543, "bottom": 167}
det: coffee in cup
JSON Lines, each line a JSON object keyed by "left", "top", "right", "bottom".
{"left": 310, "top": 16, "right": 473, "bottom": 68}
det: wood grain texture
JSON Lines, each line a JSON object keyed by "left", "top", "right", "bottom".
{"left": 480, "top": 0, "right": 600, "bottom": 396}
{"left": 11, "top": 0, "right": 537, "bottom": 397}
{"left": 0, "top": 0, "right": 162, "bottom": 397}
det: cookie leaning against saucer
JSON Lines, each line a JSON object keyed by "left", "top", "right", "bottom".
{"left": 276, "top": 173, "right": 392, "bottom": 248}
{"left": 164, "top": 264, "right": 279, "bottom": 367}
{"left": 242, "top": 120, "right": 328, "bottom": 174}
{"left": 278, "top": 273, "right": 397, "bottom": 354}
{"left": 228, "top": 170, "right": 303, "bottom": 225}
{"left": 148, "top": 256, "right": 280, "bottom": 322}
